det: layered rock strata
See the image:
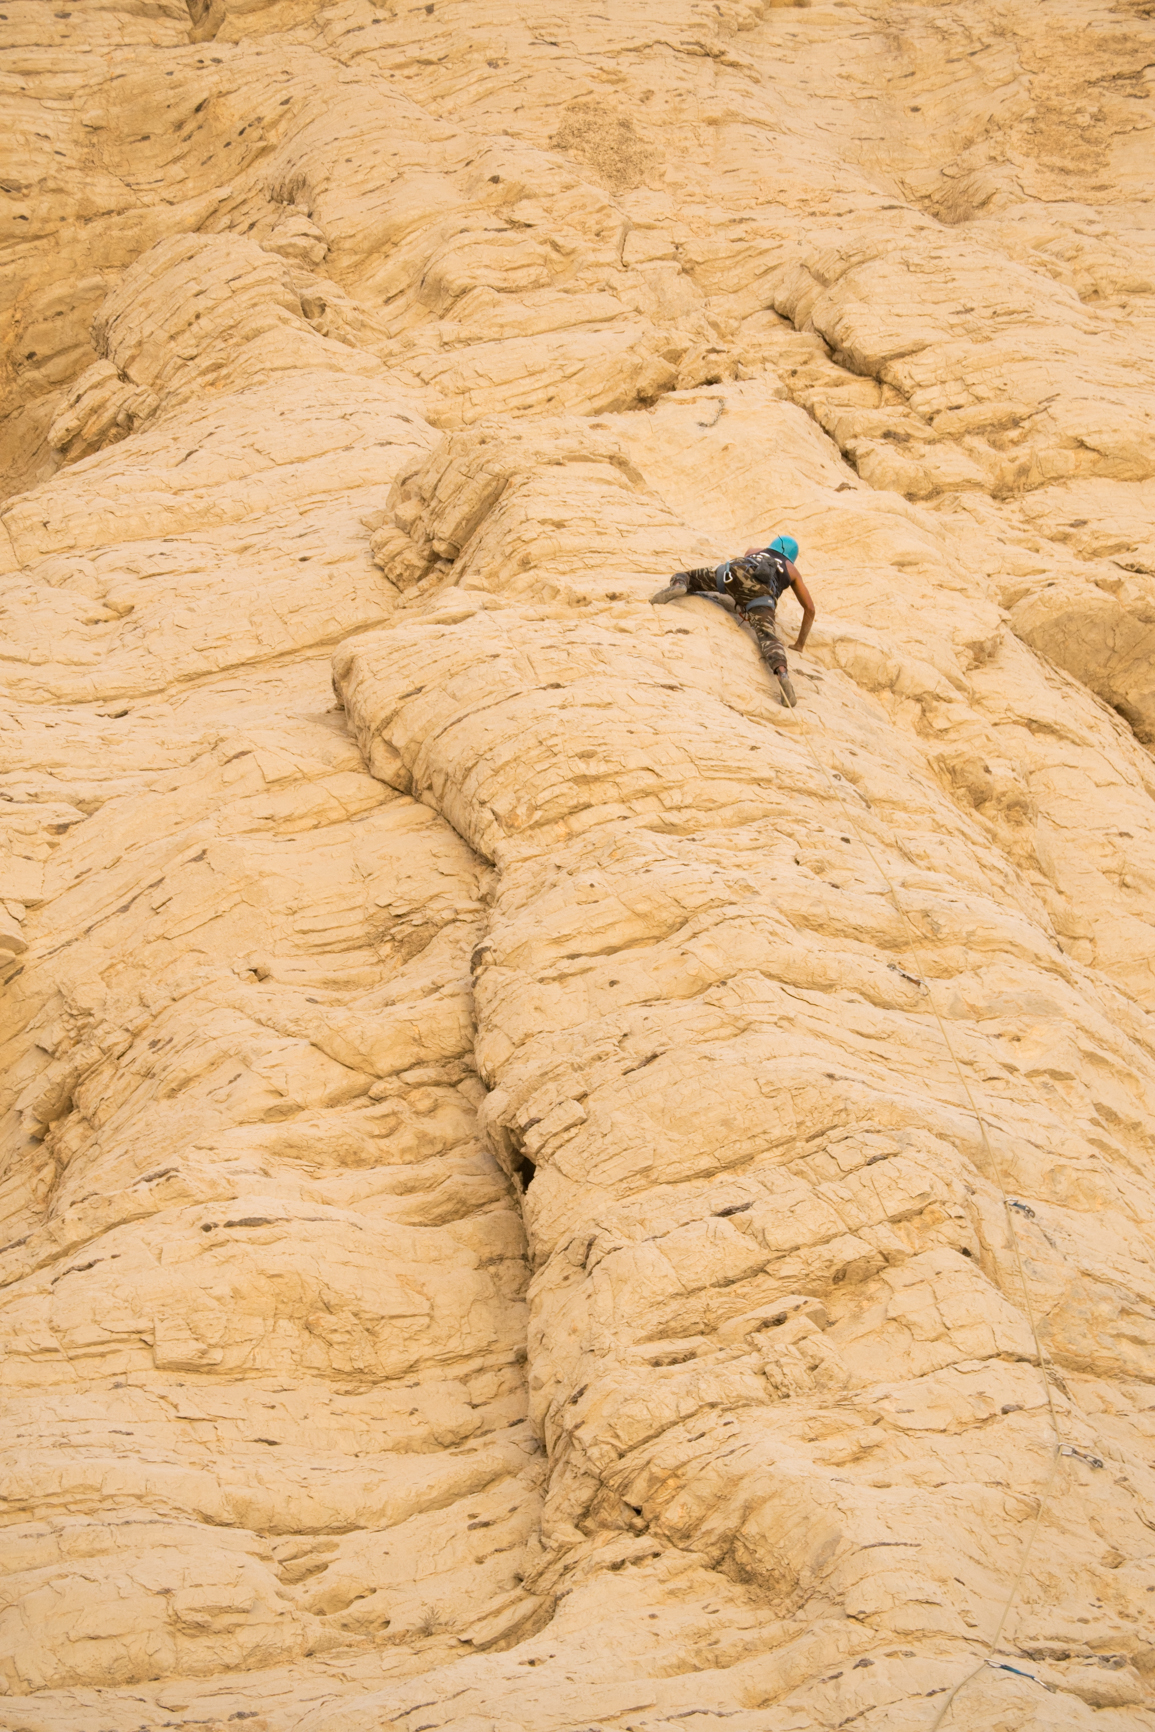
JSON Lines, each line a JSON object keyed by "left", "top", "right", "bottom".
{"left": 3, "top": 2, "right": 1155, "bottom": 1730}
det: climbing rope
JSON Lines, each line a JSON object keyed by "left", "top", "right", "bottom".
{"left": 789, "top": 690, "right": 1067, "bottom": 1728}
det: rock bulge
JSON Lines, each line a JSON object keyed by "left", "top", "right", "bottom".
{"left": 2, "top": 2, "right": 1155, "bottom": 1729}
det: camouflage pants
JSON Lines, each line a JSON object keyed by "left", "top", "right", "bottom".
{"left": 745, "top": 607, "right": 788, "bottom": 676}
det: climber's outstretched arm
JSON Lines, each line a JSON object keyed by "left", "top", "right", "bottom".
{"left": 787, "top": 561, "right": 816, "bottom": 651}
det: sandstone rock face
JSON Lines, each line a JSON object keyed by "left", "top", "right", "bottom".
{"left": 3, "top": 3, "right": 1155, "bottom": 1729}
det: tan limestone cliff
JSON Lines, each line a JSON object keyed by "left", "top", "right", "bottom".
{"left": 3, "top": 3, "right": 1155, "bottom": 1730}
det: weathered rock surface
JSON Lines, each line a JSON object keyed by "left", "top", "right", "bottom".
{"left": 3, "top": 2, "right": 1155, "bottom": 1729}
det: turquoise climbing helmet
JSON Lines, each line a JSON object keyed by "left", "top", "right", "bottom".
{"left": 769, "top": 535, "right": 799, "bottom": 562}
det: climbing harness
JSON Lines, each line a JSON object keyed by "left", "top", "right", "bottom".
{"left": 715, "top": 554, "right": 789, "bottom": 610}
{"left": 789, "top": 695, "right": 1070, "bottom": 1731}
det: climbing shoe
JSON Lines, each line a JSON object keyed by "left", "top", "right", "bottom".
{"left": 650, "top": 575, "right": 690, "bottom": 604}
{"left": 777, "top": 671, "right": 798, "bottom": 708}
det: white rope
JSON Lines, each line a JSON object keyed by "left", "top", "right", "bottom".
{"left": 790, "top": 696, "right": 1065, "bottom": 1727}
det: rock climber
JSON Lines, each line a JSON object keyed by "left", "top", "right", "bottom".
{"left": 650, "top": 534, "right": 815, "bottom": 708}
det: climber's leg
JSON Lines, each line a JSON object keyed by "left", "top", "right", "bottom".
{"left": 750, "top": 612, "right": 796, "bottom": 706}
{"left": 650, "top": 574, "right": 690, "bottom": 604}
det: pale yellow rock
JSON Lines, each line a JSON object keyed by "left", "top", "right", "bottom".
{"left": 3, "top": 2, "right": 1155, "bottom": 1730}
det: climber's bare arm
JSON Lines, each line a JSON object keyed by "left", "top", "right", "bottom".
{"left": 787, "top": 563, "right": 816, "bottom": 651}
